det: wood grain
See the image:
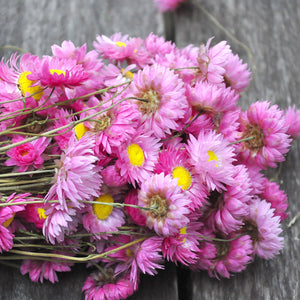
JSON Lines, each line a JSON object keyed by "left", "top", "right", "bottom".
{"left": 175, "top": 1, "right": 300, "bottom": 299}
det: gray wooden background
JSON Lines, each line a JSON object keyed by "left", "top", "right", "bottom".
{"left": 0, "top": 0, "right": 299, "bottom": 299}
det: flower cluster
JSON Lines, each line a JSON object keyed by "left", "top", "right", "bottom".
{"left": 0, "top": 32, "right": 299, "bottom": 300}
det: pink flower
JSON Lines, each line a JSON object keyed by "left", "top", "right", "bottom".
{"left": 5, "top": 136, "right": 50, "bottom": 172}
{"left": 107, "top": 235, "right": 164, "bottom": 288}
{"left": 45, "top": 134, "right": 102, "bottom": 210}
{"left": 187, "top": 130, "right": 236, "bottom": 191}
{"left": 82, "top": 268, "right": 136, "bottom": 300}
{"left": 224, "top": 52, "right": 251, "bottom": 94}
{"left": 259, "top": 178, "right": 288, "bottom": 220}
{"left": 21, "top": 258, "right": 73, "bottom": 283}
{"left": 115, "top": 130, "right": 161, "bottom": 187}
{"left": 0, "top": 193, "right": 28, "bottom": 252}
{"left": 284, "top": 105, "right": 300, "bottom": 138}
{"left": 138, "top": 173, "right": 191, "bottom": 236}
{"left": 144, "top": 33, "right": 175, "bottom": 58}
{"left": 237, "top": 101, "right": 292, "bottom": 169}
{"left": 124, "top": 189, "right": 146, "bottom": 226}
{"left": 204, "top": 164, "right": 252, "bottom": 235}
{"left": 28, "top": 56, "right": 89, "bottom": 88}
{"left": 162, "top": 215, "right": 202, "bottom": 265}
{"left": 129, "top": 63, "right": 189, "bottom": 139}
{"left": 155, "top": 145, "right": 208, "bottom": 210}
{"left": 43, "top": 203, "right": 79, "bottom": 244}
{"left": 82, "top": 193, "right": 125, "bottom": 240}
{"left": 207, "top": 234, "right": 254, "bottom": 279}
{"left": 243, "top": 197, "right": 284, "bottom": 259}
{"left": 154, "top": 0, "right": 185, "bottom": 12}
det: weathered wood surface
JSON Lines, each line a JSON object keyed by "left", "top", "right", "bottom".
{"left": 0, "top": 0, "right": 299, "bottom": 299}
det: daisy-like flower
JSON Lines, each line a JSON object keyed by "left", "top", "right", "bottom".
{"left": 20, "top": 258, "right": 73, "bottom": 283}
{"left": 223, "top": 52, "right": 251, "bottom": 94}
{"left": 28, "top": 56, "right": 89, "bottom": 88}
{"left": 81, "top": 95, "right": 141, "bottom": 154}
{"left": 186, "top": 81, "right": 239, "bottom": 115}
{"left": 107, "top": 235, "right": 164, "bottom": 288}
{"left": 242, "top": 197, "right": 284, "bottom": 259}
{"left": 82, "top": 268, "right": 136, "bottom": 300}
{"left": 144, "top": 33, "right": 175, "bottom": 58}
{"left": 260, "top": 178, "right": 289, "bottom": 221}
{"left": 115, "top": 130, "right": 161, "bottom": 187}
{"left": 0, "top": 193, "right": 28, "bottom": 253}
{"left": 5, "top": 136, "right": 50, "bottom": 172}
{"left": 187, "top": 130, "right": 236, "bottom": 191}
{"left": 162, "top": 215, "right": 202, "bottom": 266}
{"left": 45, "top": 134, "right": 102, "bottom": 210}
{"left": 129, "top": 63, "right": 189, "bottom": 139}
{"left": 284, "top": 105, "right": 300, "bottom": 138}
{"left": 204, "top": 164, "right": 252, "bottom": 235}
{"left": 43, "top": 203, "right": 79, "bottom": 244}
{"left": 94, "top": 33, "right": 150, "bottom": 67}
{"left": 237, "top": 101, "right": 292, "bottom": 169}
{"left": 207, "top": 234, "right": 254, "bottom": 279}
{"left": 155, "top": 145, "right": 208, "bottom": 210}
{"left": 154, "top": 0, "right": 185, "bottom": 12}
{"left": 82, "top": 193, "right": 125, "bottom": 240}
{"left": 0, "top": 53, "right": 44, "bottom": 101}
{"left": 138, "top": 173, "right": 191, "bottom": 236}
{"left": 188, "top": 37, "right": 231, "bottom": 85}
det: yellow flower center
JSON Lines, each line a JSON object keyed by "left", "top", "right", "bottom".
{"left": 18, "top": 71, "right": 43, "bottom": 101}
{"left": 127, "top": 143, "right": 144, "bottom": 167}
{"left": 115, "top": 41, "right": 126, "bottom": 47}
{"left": 121, "top": 68, "right": 134, "bottom": 80}
{"left": 50, "top": 69, "right": 66, "bottom": 76}
{"left": 179, "top": 227, "right": 187, "bottom": 243}
{"left": 92, "top": 194, "right": 114, "bottom": 220}
{"left": 207, "top": 150, "right": 218, "bottom": 167}
{"left": 38, "top": 208, "right": 47, "bottom": 220}
{"left": 126, "top": 248, "right": 133, "bottom": 257}
{"left": 2, "top": 214, "right": 15, "bottom": 228}
{"left": 74, "top": 123, "right": 89, "bottom": 140}
{"left": 172, "top": 166, "right": 192, "bottom": 190}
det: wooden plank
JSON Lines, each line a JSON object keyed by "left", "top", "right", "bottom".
{"left": 0, "top": 1, "right": 179, "bottom": 299}
{"left": 175, "top": 1, "right": 300, "bottom": 299}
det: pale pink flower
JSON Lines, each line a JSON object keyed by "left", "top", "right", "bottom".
{"left": 224, "top": 52, "right": 251, "bottom": 94}
{"left": 284, "top": 105, "right": 300, "bottom": 138}
{"left": 129, "top": 63, "right": 189, "bottom": 139}
{"left": 45, "top": 134, "right": 102, "bottom": 210}
{"left": 138, "top": 173, "right": 191, "bottom": 236}
{"left": 115, "top": 130, "right": 161, "bottom": 187}
{"left": 187, "top": 130, "right": 236, "bottom": 191}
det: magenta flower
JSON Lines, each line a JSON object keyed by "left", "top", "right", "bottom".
{"left": 138, "top": 173, "right": 191, "bottom": 236}
{"left": 21, "top": 257, "right": 73, "bottom": 283}
{"left": 284, "top": 105, "right": 300, "bottom": 138}
{"left": 5, "top": 136, "right": 50, "bottom": 172}
{"left": 124, "top": 189, "right": 146, "bottom": 226}
{"left": 237, "top": 101, "right": 292, "bottom": 169}
{"left": 82, "top": 268, "right": 136, "bottom": 300}
{"left": 28, "top": 56, "right": 89, "bottom": 88}
{"left": 207, "top": 234, "right": 254, "bottom": 279}
{"left": 154, "top": 0, "right": 185, "bottom": 12}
